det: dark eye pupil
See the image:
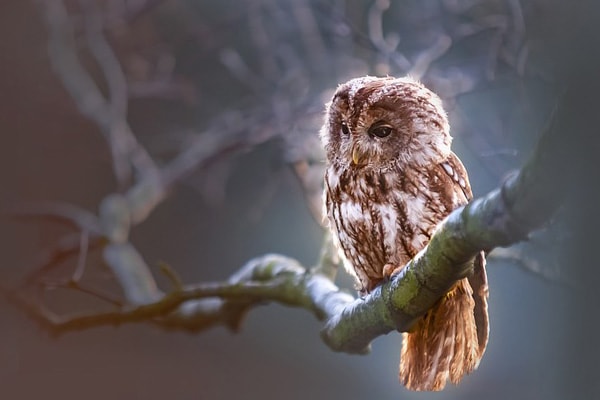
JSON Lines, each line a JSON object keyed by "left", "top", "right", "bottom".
{"left": 340, "top": 122, "right": 350, "bottom": 135}
{"left": 370, "top": 126, "right": 392, "bottom": 138}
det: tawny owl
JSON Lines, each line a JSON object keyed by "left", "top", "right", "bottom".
{"left": 320, "top": 76, "right": 489, "bottom": 391}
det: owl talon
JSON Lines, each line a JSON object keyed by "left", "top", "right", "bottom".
{"left": 383, "top": 263, "right": 400, "bottom": 279}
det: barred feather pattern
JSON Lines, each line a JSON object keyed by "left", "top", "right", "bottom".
{"left": 321, "top": 76, "right": 489, "bottom": 391}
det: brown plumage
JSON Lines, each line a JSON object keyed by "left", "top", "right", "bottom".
{"left": 320, "top": 76, "right": 489, "bottom": 391}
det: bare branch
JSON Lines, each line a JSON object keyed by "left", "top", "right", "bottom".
{"left": 247, "top": 2, "right": 279, "bottom": 79}
{"left": 39, "top": 279, "right": 123, "bottom": 307}
{"left": 42, "top": 0, "right": 158, "bottom": 186}
{"left": 124, "top": 0, "right": 167, "bottom": 22}
{"left": 3, "top": 254, "right": 353, "bottom": 336}
{"left": 9, "top": 99, "right": 573, "bottom": 349}
{"left": 367, "top": 0, "right": 410, "bottom": 71}
{"left": 291, "top": 2, "right": 327, "bottom": 70}
{"left": 20, "top": 233, "right": 102, "bottom": 287}
{"left": 9, "top": 202, "right": 101, "bottom": 233}
{"left": 103, "top": 242, "right": 162, "bottom": 305}
{"left": 72, "top": 229, "right": 90, "bottom": 282}
{"left": 489, "top": 246, "right": 571, "bottom": 288}
{"left": 219, "top": 48, "right": 264, "bottom": 94}
{"left": 408, "top": 34, "right": 452, "bottom": 80}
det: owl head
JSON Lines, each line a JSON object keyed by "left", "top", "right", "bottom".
{"left": 320, "top": 76, "right": 452, "bottom": 171}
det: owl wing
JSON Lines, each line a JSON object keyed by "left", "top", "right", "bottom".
{"left": 438, "top": 151, "right": 473, "bottom": 204}
{"left": 469, "top": 251, "right": 489, "bottom": 356}
{"left": 438, "top": 152, "right": 490, "bottom": 356}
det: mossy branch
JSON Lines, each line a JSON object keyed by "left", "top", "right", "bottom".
{"left": 322, "top": 98, "right": 572, "bottom": 353}
{"left": 5, "top": 97, "right": 573, "bottom": 353}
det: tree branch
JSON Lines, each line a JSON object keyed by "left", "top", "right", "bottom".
{"left": 6, "top": 100, "right": 573, "bottom": 352}
{"left": 43, "top": 0, "right": 158, "bottom": 186}
{"left": 322, "top": 95, "right": 573, "bottom": 353}
{"left": 3, "top": 254, "right": 353, "bottom": 336}
{"left": 10, "top": 0, "right": 579, "bottom": 362}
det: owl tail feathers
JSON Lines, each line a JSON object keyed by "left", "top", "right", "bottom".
{"left": 399, "top": 278, "right": 486, "bottom": 391}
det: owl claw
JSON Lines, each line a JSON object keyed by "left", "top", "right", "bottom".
{"left": 383, "top": 263, "right": 401, "bottom": 279}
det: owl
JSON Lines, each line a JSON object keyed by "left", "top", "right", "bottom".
{"left": 320, "top": 76, "right": 489, "bottom": 391}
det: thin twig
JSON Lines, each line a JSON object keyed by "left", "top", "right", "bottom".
{"left": 408, "top": 34, "right": 452, "bottom": 80}
{"left": 4, "top": 254, "right": 353, "bottom": 336}
{"left": 20, "top": 234, "right": 102, "bottom": 287}
{"left": 158, "top": 262, "right": 184, "bottom": 291}
{"left": 72, "top": 230, "right": 90, "bottom": 282}
{"left": 9, "top": 202, "right": 101, "bottom": 233}
{"left": 39, "top": 279, "right": 124, "bottom": 307}
{"left": 489, "top": 247, "right": 571, "bottom": 288}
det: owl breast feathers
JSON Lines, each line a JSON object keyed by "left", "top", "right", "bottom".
{"left": 320, "top": 76, "right": 489, "bottom": 391}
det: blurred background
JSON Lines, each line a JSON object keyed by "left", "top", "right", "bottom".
{"left": 0, "top": 0, "right": 598, "bottom": 399}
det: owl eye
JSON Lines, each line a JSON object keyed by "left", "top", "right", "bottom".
{"left": 368, "top": 123, "right": 393, "bottom": 138}
{"left": 340, "top": 122, "right": 350, "bottom": 135}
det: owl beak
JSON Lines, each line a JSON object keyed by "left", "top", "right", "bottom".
{"left": 351, "top": 143, "right": 367, "bottom": 165}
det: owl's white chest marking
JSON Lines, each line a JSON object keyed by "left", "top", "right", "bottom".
{"left": 401, "top": 191, "right": 436, "bottom": 250}
{"left": 325, "top": 165, "right": 437, "bottom": 285}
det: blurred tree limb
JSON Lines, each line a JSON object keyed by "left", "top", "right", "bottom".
{"left": 4, "top": 0, "right": 581, "bottom": 355}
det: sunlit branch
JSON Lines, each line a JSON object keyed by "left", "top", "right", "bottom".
{"left": 7, "top": 98, "right": 572, "bottom": 351}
